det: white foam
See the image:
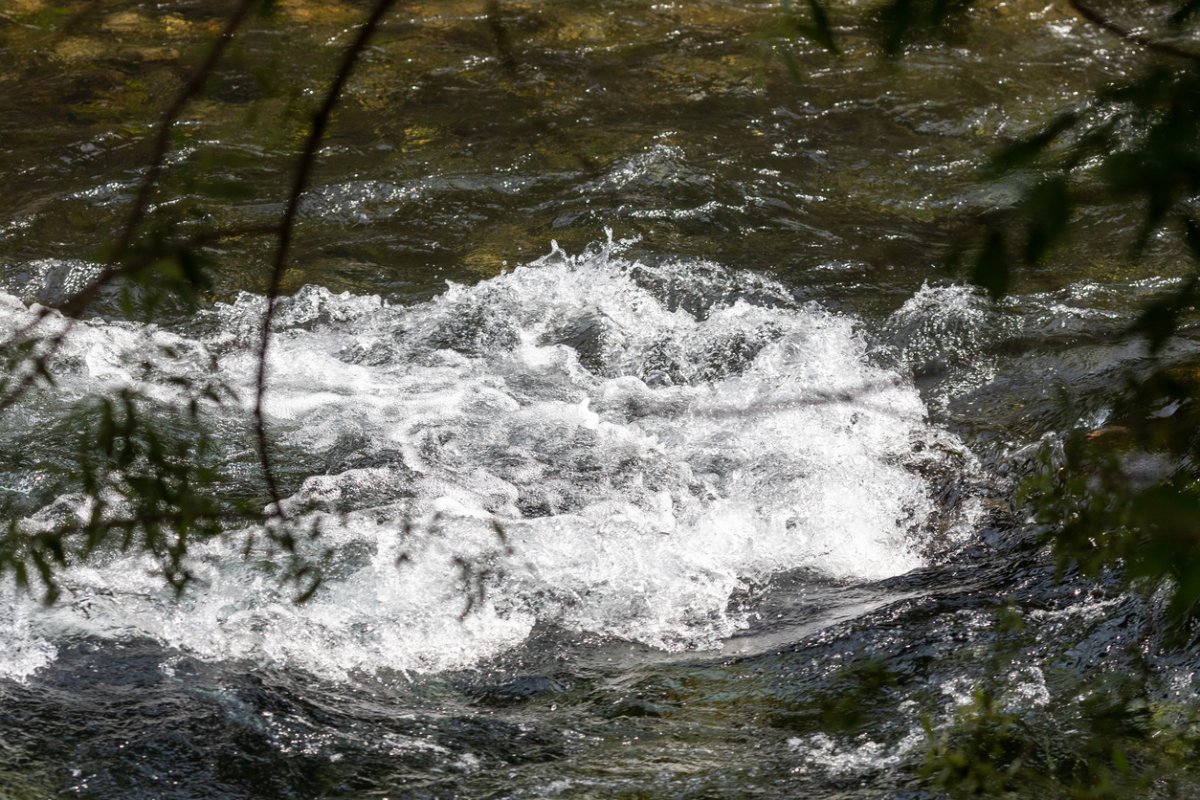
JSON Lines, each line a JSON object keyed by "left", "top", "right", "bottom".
{"left": 882, "top": 283, "right": 1010, "bottom": 407}
{"left": 0, "top": 585, "right": 56, "bottom": 681}
{"left": 787, "top": 728, "right": 926, "bottom": 777}
{"left": 0, "top": 244, "right": 979, "bottom": 680}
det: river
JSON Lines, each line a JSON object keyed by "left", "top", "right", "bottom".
{"left": 1, "top": 1, "right": 1197, "bottom": 797}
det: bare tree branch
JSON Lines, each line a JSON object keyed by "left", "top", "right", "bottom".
{"left": 1068, "top": 0, "right": 1200, "bottom": 63}
{"left": 110, "top": 0, "right": 260, "bottom": 267}
{"left": 252, "top": 0, "right": 402, "bottom": 520}
{"left": 0, "top": 0, "right": 258, "bottom": 412}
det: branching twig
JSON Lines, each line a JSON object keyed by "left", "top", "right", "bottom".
{"left": 0, "top": 226, "right": 275, "bottom": 416}
{"left": 253, "top": 0, "right": 402, "bottom": 520}
{"left": 1068, "top": 0, "right": 1200, "bottom": 64}
{"left": 0, "top": 0, "right": 258, "bottom": 412}
{"left": 110, "top": 0, "right": 259, "bottom": 265}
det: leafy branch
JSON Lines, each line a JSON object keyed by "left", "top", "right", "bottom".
{"left": 0, "top": 0, "right": 262, "bottom": 414}
{"left": 0, "top": 0, "right": 405, "bottom": 602}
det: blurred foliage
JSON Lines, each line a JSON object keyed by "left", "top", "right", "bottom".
{"left": 796, "top": 1, "right": 1200, "bottom": 608}
{"left": 1, "top": 0, "right": 1200, "bottom": 792}
{"left": 767, "top": 657, "right": 902, "bottom": 734}
{"left": 918, "top": 606, "right": 1197, "bottom": 798}
{"left": 1019, "top": 363, "right": 1200, "bottom": 631}
{"left": 920, "top": 673, "right": 1184, "bottom": 799}
{"left": 3, "top": 386, "right": 231, "bottom": 603}
{"left": 0, "top": 372, "right": 326, "bottom": 604}
{"left": 779, "top": 0, "right": 1200, "bottom": 794}
{"left": 809, "top": 657, "right": 899, "bottom": 732}
{"left": 0, "top": 0, "right": 364, "bottom": 604}
{"left": 781, "top": 0, "right": 1200, "bottom": 623}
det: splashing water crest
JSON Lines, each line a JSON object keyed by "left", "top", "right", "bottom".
{"left": 0, "top": 242, "right": 979, "bottom": 680}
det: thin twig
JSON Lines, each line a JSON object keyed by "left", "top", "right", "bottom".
{"left": 688, "top": 379, "right": 920, "bottom": 421}
{"left": 253, "top": 0, "right": 401, "bottom": 520}
{"left": 0, "top": 226, "right": 274, "bottom": 415}
{"left": 0, "top": 0, "right": 258, "bottom": 412}
{"left": 1068, "top": 0, "right": 1200, "bottom": 63}
{"left": 110, "top": 0, "right": 259, "bottom": 264}
{"left": 485, "top": 0, "right": 519, "bottom": 72}
{"left": 480, "top": 1, "right": 600, "bottom": 177}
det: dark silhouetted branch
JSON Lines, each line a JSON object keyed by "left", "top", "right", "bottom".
{"left": 110, "top": 0, "right": 259, "bottom": 265}
{"left": 486, "top": 0, "right": 519, "bottom": 72}
{"left": 253, "top": 0, "right": 402, "bottom": 520}
{"left": 1068, "top": 0, "right": 1200, "bottom": 63}
{"left": 0, "top": 0, "right": 258, "bottom": 412}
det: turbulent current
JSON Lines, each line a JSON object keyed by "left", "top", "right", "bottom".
{"left": 0, "top": 242, "right": 979, "bottom": 681}
{"left": 11, "top": 2, "right": 1200, "bottom": 795}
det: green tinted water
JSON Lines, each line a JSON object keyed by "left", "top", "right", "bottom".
{"left": 2, "top": 2, "right": 1199, "bottom": 799}
{"left": 1, "top": 0, "right": 1175, "bottom": 306}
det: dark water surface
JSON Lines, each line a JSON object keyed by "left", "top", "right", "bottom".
{"left": 2, "top": 1, "right": 1200, "bottom": 798}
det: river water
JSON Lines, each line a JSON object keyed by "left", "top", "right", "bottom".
{"left": 1, "top": 1, "right": 1198, "bottom": 797}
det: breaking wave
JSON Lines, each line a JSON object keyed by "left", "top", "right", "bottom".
{"left": 0, "top": 240, "right": 979, "bottom": 680}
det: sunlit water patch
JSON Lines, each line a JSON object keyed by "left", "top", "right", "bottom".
{"left": 880, "top": 283, "right": 1012, "bottom": 411}
{"left": 0, "top": 242, "right": 982, "bottom": 681}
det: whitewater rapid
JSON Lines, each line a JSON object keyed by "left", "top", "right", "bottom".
{"left": 0, "top": 242, "right": 980, "bottom": 680}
